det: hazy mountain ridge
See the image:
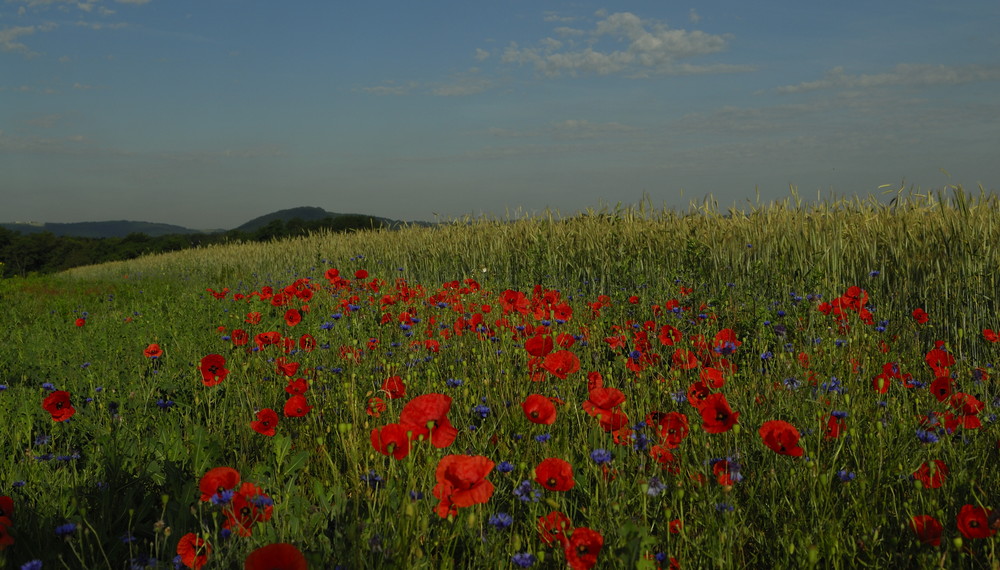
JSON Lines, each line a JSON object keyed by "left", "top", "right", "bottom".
{"left": 2, "top": 207, "right": 425, "bottom": 238}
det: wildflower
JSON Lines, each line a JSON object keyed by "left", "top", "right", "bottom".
{"left": 565, "top": 527, "right": 604, "bottom": 570}
{"left": 534, "top": 433, "right": 552, "bottom": 443}
{"left": 700, "top": 393, "right": 739, "bottom": 434}
{"left": 283, "top": 395, "right": 312, "bottom": 418}
{"left": 361, "top": 470, "right": 384, "bottom": 490}
{"left": 589, "top": 449, "right": 612, "bottom": 465}
{"left": 55, "top": 522, "right": 77, "bottom": 537}
{"left": 956, "top": 504, "right": 995, "bottom": 539}
{"left": 144, "top": 343, "right": 163, "bottom": 358}
{"left": 176, "top": 533, "right": 211, "bottom": 570}
{"left": 251, "top": 409, "right": 279, "bottom": 437}
{"left": 535, "top": 458, "right": 575, "bottom": 492}
{"left": 198, "top": 354, "right": 228, "bottom": 387}
{"left": 400, "top": 393, "right": 458, "bottom": 448}
{"left": 370, "top": 423, "right": 411, "bottom": 460}
{"left": 511, "top": 552, "right": 537, "bottom": 568}
{"left": 837, "top": 470, "right": 856, "bottom": 482}
{"left": 497, "top": 461, "right": 514, "bottom": 474}
{"left": 513, "top": 480, "right": 541, "bottom": 502}
{"left": 522, "top": 394, "right": 557, "bottom": 424}
{"left": 432, "top": 454, "right": 495, "bottom": 518}
{"left": 198, "top": 467, "right": 240, "bottom": 502}
{"left": 42, "top": 391, "right": 75, "bottom": 422}
{"left": 156, "top": 398, "right": 174, "bottom": 410}
{"left": 537, "top": 511, "right": 573, "bottom": 547}
{"left": 646, "top": 477, "right": 667, "bottom": 496}
{"left": 912, "top": 460, "right": 948, "bottom": 489}
{"left": 244, "top": 543, "right": 307, "bottom": 570}
{"left": 910, "top": 515, "right": 942, "bottom": 546}
{"left": 488, "top": 512, "right": 513, "bottom": 530}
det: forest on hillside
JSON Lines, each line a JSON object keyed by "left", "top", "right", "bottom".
{"left": 0, "top": 214, "right": 386, "bottom": 277}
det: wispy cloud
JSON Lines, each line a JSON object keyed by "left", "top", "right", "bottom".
{"left": 489, "top": 119, "right": 641, "bottom": 140}
{"left": 0, "top": 24, "right": 54, "bottom": 56}
{"left": 359, "top": 81, "right": 420, "bottom": 96}
{"left": 499, "top": 11, "right": 752, "bottom": 78}
{"left": 774, "top": 64, "right": 1000, "bottom": 94}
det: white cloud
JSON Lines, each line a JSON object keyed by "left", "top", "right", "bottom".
{"left": 0, "top": 26, "right": 40, "bottom": 55}
{"left": 689, "top": 9, "right": 701, "bottom": 24}
{"left": 500, "top": 11, "right": 748, "bottom": 78}
{"left": 474, "top": 48, "right": 490, "bottom": 61}
{"left": 489, "top": 119, "right": 642, "bottom": 140}
{"left": 359, "top": 81, "right": 420, "bottom": 96}
{"left": 775, "top": 64, "right": 1000, "bottom": 93}
{"left": 432, "top": 76, "right": 492, "bottom": 97}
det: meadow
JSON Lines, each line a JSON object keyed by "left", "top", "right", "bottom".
{"left": 0, "top": 188, "right": 997, "bottom": 569}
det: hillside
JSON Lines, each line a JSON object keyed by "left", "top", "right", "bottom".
{"left": 0, "top": 220, "right": 203, "bottom": 238}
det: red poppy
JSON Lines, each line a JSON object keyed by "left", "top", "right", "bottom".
{"left": 649, "top": 411, "right": 689, "bottom": 448}
{"left": 355, "top": 269, "right": 368, "bottom": 279}
{"left": 565, "top": 527, "right": 604, "bottom": 570}
{"left": 399, "top": 393, "right": 458, "bottom": 448}
{"left": 658, "top": 325, "right": 682, "bottom": 346}
{"left": 432, "top": 454, "right": 495, "bottom": 518}
{"left": 231, "top": 329, "right": 249, "bottom": 346}
{"left": 0, "top": 496, "right": 12, "bottom": 519}
{"left": 700, "top": 393, "right": 739, "bottom": 434}
{"left": 542, "top": 350, "right": 581, "bottom": 379}
{"left": 929, "top": 376, "right": 953, "bottom": 402}
{"left": 525, "top": 334, "right": 554, "bottom": 357}
{"left": 144, "top": 343, "right": 163, "bottom": 358}
{"left": 912, "top": 308, "right": 929, "bottom": 324}
{"left": 924, "top": 347, "right": 955, "bottom": 375}
{"left": 984, "top": 329, "right": 1000, "bottom": 342}
{"left": 284, "top": 309, "right": 301, "bottom": 327}
{"left": 366, "top": 396, "right": 387, "bottom": 417}
{"left": 759, "top": 420, "right": 804, "bottom": 456}
{"left": 275, "top": 357, "right": 300, "bottom": 377}
{"left": 244, "top": 543, "right": 308, "bottom": 570}
{"left": 283, "top": 395, "right": 312, "bottom": 418}
{"left": 909, "top": 515, "right": 942, "bottom": 546}
{"left": 199, "top": 467, "right": 241, "bottom": 502}
{"left": 223, "top": 482, "right": 273, "bottom": 537}
{"left": 42, "top": 390, "right": 75, "bottom": 422}
{"left": 74, "top": 317, "right": 86, "bottom": 327}
{"left": 285, "top": 378, "right": 309, "bottom": 396}
{"left": 176, "top": 533, "right": 211, "bottom": 570}
{"left": 823, "top": 414, "right": 846, "bottom": 439}
{"left": 949, "top": 392, "right": 984, "bottom": 416}
{"left": 912, "top": 460, "right": 948, "bottom": 489}
{"left": 671, "top": 348, "right": 699, "bottom": 370}
{"left": 0, "top": 516, "right": 12, "bottom": 551}
{"left": 668, "top": 519, "right": 683, "bottom": 534}
{"left": 199, "top": 354, "right": 229, "bottom": 386}
{"left": 686, "top": 380, "right": 712, "bottom": 410}
{"left": 298, "top": 334, "right": 316, "bottom": 352}
{"left": 538, "top": 511, "right": 574, "bottom": 547}
{"left": 700, "top": 367, "right": 725, "bottom": 389}
{"left": 251, "top": 409, "right": 279, "bottom": 437}
{"left": 371, "top": 423, "right": 411, "bottom": 460}
{"left": 381, "top": 376, "right": 406, "bottom": 399}
{"left": 535, "top": 457, "right": 575, "bottom": 492}
{"left": 522, "top": 394, "right": 557, "bottom": 424}
{"left": 956, "top": 504, "right": 996, "bottom": 539}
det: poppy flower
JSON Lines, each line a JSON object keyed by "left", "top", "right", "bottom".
{"left": 910, "top": 515, "right": 942, "bottom": 546}
{"left": 275, "top": 358, "right": 300, "bottom": 377}
{"left": 929, "top": 376, "right": 953, "bottom": 402}
{"left": 223, "top": 482, "right": 273, "bottom": 537}
{"left": 759, "top": 420, "right": 804, "bottom": 456}
{"left": 381, "top": 376, "right": 406, "bottom": 399}
{"left": 0, "top": 516, "right": 12, "bottom": 551}
{"left": 565, "top": 527, "right": 604, "bottom": 570}
{"left": 42, "top": 390, "right": 75, "bottom": 422}
{"left": 912, "top": 308, "right": 929, "bottom": 324}
{"left": 537, "top": 511, "right": 573, "bottom": 547}
{"left": 522, "top": 394, "right": 557, "bottom": 425}
{"left": 700, "top": 393, "right": 739, "bottom": 434}
{"left": 956, "top": 504, "right": 996, "bottom": 539}
{"left": 542, "top": 350, "right": 581, "bottom": 379}
{"left": 244, "top": 543, "right": 308, "bottom": 570}
{"left": 199, "top": 354, "right": 229, "bottom": 387}
{"left": 199, "top": 467, "right": 241, "bottom": 502}
{"left": 432, "top": 454, "right": 495, "bottom": 518}
{"left": 285, "top": 378, "right": 309, "bottom": 396}
{"left": 912, "top": 460, "right": 948, "bottom": 489}
{"left": 671, "top": 348, "right": 699, "bottom": 370}
{"left": 525, "top": 334, "right": 554, "bottom": 357}
{"left": 823, "top": 414, "right": 846, "bottom": 439}
{"left": 700, "top": 367, "right": 726, "bottom": 389}
{"left": 535, "top": 457, "right": 575, "bottom": 492}
{"left": 144, "top": 343, "right": 163, "bottom": 358}
{"left": 74, "top": 317, "right": 86, "bottom": 327}
{"left": 582, "top": 387, "right": 626, "bottom": 419}
{"left": 399, "top": 393, "right": 458, "bottom": 448}
{"left": 283, "top": 395, "right": 312, "bottom": 418}
{"left": 231, "top": 329, "right": 249, "bottom": 346}
{"left": 686, "top": 381, "right": 711, "bottom": 410}
{"left": 251, "top": 409, "right": 279, "bottom": 437}
{"left": 176, "top": 533, "right": 211, "bottom": 570}
{"left": 371, "top": 423, "right": 411, "bottom": 460}
{"left": 366, "top": 397, "right": 387, "bottom": 417}
{"left": 0, "top": 496, "right": 11, "bottom": 519}
{"left": 284, "top": 309, "right": 302, "bottom": 327}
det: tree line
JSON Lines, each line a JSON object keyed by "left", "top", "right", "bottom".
{"left": 0, "top": 215, "right": 385, "bottom": 277}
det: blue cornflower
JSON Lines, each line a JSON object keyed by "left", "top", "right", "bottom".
{"left": 761, "top": 351, "right": 774, "bottom": 360}
{"left": 916, "top": 429, "right": 939, "bottom": 444}
{"left": 409, "top": 490, "right": 424, "bottom": 500}
{"left": 472, "top": 404, "right": 491, "bottom": 419}
{"left": 211, "top": 489, "right": 235, "bottom": 506}
{"left": 488, "top": 512, "right": 513, "bottom": 530}
{"left": 361, "top": 470, "right": 384, "bottom": 490}
{"left": 511, "top": 552, "right": 537, "bottom": 568}
{"left": 21, "top": 561, "right": 43, "bottom": 570}
{"left": 837, "top": 470, "right": 856, "bottom": 482}
{"left": 832, "top": 410, "right": 848, "bottom": 419}
{"left": 55, "top": 522, "right": 77, "bottom": 536}
{"left": 534, "top": 433, "right": 551, "bottom": 443}
{"left": 156, "top": 399, "right": 174, "bottom": 410}
{"left": 590, "top": 449, "right": 613, "bottom": 465}
{"left": 34, "top": 434, "right": 50, "bottom": 446}
{"left": 513, "top": 480, "right": 541, "bottom": 502}
{"left": 446, "top": 378, "right": 463, "bottom": 388}
{"left": 715, "top": 503, "right": 735, "bottom": 512}
{"left": 0, "top": 385, "right": 7, "bottom": 391}
{"left": 41, "top": 382, "right": 56, "bottom": 391}
{"left": 496, "top": 461, "right": 514, "bottom": 474}
{"left": 783, "top": 377, "right": 801, "bottom": 390}
{"left": 646, "top": 477, "right": 666, "bottom": 497}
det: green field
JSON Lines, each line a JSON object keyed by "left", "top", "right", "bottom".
{"left": 1, "top": 188, "right": 998, "bottom": 569}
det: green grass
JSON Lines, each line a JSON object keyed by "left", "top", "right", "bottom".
{"left": 0, "top": 187, "right": 997, "bottom": 569}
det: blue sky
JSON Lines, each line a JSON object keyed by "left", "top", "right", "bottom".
{"left": 2, "top": 1, "right": 998, "bottom": 229}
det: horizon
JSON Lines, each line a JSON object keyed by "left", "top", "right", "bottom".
{"left": 3, "top": 1, "right": 999, "bottom": 229}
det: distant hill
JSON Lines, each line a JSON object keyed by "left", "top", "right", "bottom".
{"left": 0, "top": 220, "right": 202, "bottom": 238}
{"left": 234, "top": 207, "right": 398, "bottom": 233}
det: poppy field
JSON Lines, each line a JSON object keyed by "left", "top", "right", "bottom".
{"left": 1, "top": 189, "right": 999, "bottom": 569}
